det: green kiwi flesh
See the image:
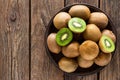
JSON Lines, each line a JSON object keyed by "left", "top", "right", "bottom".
{"left": 99, "top": 35, "right": 115, "bottom": 53}
{"left": 56, "top": 28, "right": 73, "bottom": 46}
{"left": 68, "top": 17, "right": 86, "bottom": 33}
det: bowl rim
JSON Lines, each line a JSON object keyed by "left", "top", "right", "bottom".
{"left": 44, "top": 3, "right": 117, "bottom": 76}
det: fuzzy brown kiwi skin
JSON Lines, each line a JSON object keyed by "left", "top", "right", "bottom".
{"left": 102, "top": 29, "right": 116, "bottom": 42}
{"left": 69, "top": 5, "right": 90, "bottom": 20}
{"left": 47, "top": 33, "right": 61, "bottom": 54}
{"left": 62, "top": 42, "right": 80, "bottom": 58}
{"left": 58, "top": 57, "right": 78, "bottom": 73}
{"left": 88, "top": 12, "right": 108, "bottom": 29}
{"left": 53, "top": 12, "right": 71, "bottom": 29}
{"left": 79, "top": 40, "right": 99, "bottom": 60}
{"left": 83, "top": 24, "right": 102, "bottom": 42}
{"left": 94, "top": 52, "right": 112, "bottom": 66}
{"left": 77, "top": 56, "right": 94, "bottom": 68}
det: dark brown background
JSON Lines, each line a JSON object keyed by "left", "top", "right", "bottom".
{"left": 0, "top": 0, "right": 120, "bottom": 80}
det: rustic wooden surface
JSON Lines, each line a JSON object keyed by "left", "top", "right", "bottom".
{"left": 0, "top": 0, "right": 119, "bottom": 80}
{"left": 0, "top": 0, "right": 29, "bottom": 80}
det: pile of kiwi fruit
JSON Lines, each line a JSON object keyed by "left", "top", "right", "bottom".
{"left": 47, "top": 4, "right": 116, "bottom": 73}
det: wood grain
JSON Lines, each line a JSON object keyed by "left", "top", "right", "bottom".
{"left": 0, "top": 0, "right": 29, "bottom": 80}
{"left": 0, "top": 0, "right": 120, "bottom": 80}
{"left": 64, "top": 74, "right": 98, "bottom": 80}
{"left": 99, "top": 0, "right": 120, "bottom": 80}
{"left": 65, "top": 0, "right": 98, "bottom": 7}
{"left": 31, "top": 0, "right": 64, "bottom": 80}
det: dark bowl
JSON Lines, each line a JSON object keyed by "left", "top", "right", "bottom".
{"left": 45, "top": 3, "right": 117, "bottom": 76}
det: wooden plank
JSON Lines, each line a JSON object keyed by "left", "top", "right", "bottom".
{"left": 0, "top": 0, "right": 29, "bottom": 80}
{"left": 64, "top": 0, "right": 99, "bottom": 80}
{"left": 31, "top": 0, "right": 64, "bottom": 80}
{"left": 99, "top": 0, "right": 120, "bottom": 80}
{"left": 0, "top": 1, "right": 12, "bottom": 80}
{"left": 65, "top": 0, "right": 98, "bottom": 7}
{"left": 64, "top": 74, "right": 98, "bottom": 80}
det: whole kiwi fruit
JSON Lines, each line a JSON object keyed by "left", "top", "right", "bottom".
{"left": 62, "top": 42, "right": 80, "bottom": 58}
{"left": 94, "top": 52, "right": 112, "bottom": 66}
{"left": 58, "top": 57, "right": 78, "bottom": 73}
{"left": 47, "top": 33, "right": 61, "bottom": 54}
{"left": 78, "top": 56, "right": 94, "bottom": 68}
{"left": 79, "top": 40, "right": 99, "bottom": 60}
{"left": 69, "top": 5, "right": 90, "bottom": 20}
{"left": 53, "top": 12, "right": 71, "bottom": 29}
{"left": 88, "top": 12, "right": 108, "bottom": 29}
{"left": 83, "top": 24, "right": 102, "bottom": 42}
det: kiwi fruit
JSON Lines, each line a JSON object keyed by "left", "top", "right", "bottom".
{"left": 99, "top": 35, "right": 115, "bottom": 53}
{"left": 88, "top": 12, "right": 108, "bottom": 29}
{"left": 69, "top": 5, "right": 90, "bottom": 20}
{"left": 58, "top": 57, "right": 78, "bottom": 73}
{"left": 83, "top": 24, "right": 101, "bottom": 42}
{"left": 78, "top": 56, "right": 94, "bottom": 68}
{"left": 56, "top": 28, "right": 73, "bottom": 46}
{"left": 62, "top": 42, "right": 79, "bottom": 58}
{"left": 102, "top": 29, "right": 116, "bottom": 42}
{"left": 68, "top": 17, "right": 86, "bottom": 33}
{"left": 79, "top": 40, "right": 99, "bottom": 60}
{"left": 53, "top": 12, "right": 71, "bottom": 29}
{"left": 47, "top": 33, "right": 61, "bottom": 54}
{"left": 94, "top": 52, "right": 112, "bottom": 66}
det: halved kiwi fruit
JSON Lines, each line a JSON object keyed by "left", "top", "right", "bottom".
{"left": 56, "top": 28, "right": 73, "bottom": 46}
{"left": 68, "top": 17, "right": 86, "bottom": 33}
{"left": 99, "top": 35, "right": 115, "bottom": 53}
{"left": 102, "top": 29, "right": 116, "bottom": 42}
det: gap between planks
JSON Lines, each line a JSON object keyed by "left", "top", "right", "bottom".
{"left": 29, "top": 0, "right": 31, "bottom": 80}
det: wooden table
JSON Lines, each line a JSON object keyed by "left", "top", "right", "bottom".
{"left": 0, "top": 0, "right": 120, "bottom": 80}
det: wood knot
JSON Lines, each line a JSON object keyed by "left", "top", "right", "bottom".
{"left": 9, "top": 11, "right": 17, "bottom": 22}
